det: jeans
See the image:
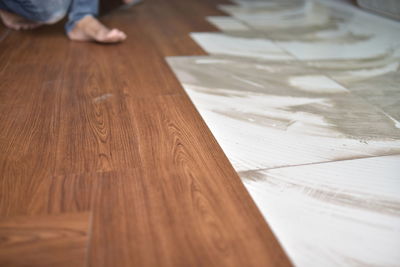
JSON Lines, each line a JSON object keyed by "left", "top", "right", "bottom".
{"left": 0, "top": 0, "right": 98, "bottom": 32}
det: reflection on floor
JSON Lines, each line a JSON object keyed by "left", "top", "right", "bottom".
{"left": 166, "top": 0, "right": 400, "bottom": 266}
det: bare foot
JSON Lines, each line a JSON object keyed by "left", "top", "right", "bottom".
{"left": 68, "top": 15, "right": 126, "bottom": 43}
{"left": 0, "top": 9, "right": 42, "bottom": 30}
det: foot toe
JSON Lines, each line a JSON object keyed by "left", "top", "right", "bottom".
{"left": 103, "top": 29, "right": 126, "bottom": 43}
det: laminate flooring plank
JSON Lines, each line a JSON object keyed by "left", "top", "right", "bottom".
{"left": 0, "top": 172, "right": 98, "bottom": 217}
{"left": 89, "top": 95, "right": 291, "bottom": 267}
{"left": 0, "top": 212, "right": 90, "bottom": 267}
{"left": 0, "top": 0, "right": 292, "bottom": 266}
{"left": 54, "top": 89, "right": 141, "bottom": 176}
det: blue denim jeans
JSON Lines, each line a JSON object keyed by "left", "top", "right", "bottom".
{"left": 0, "top": 0, "right": 98, "bottom": 32}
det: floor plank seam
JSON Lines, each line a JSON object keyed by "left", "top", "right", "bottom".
{"left": 0, "top": 28, "right": 10, "bottom": 43}
{"left": 237, "top": 153, "right": 400, "bottom": 174}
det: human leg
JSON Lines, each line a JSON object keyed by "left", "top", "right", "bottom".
{"left": 64, "top": 0, "right": 97, "bottom": 33}
{"left": 0, "top": 0, "right": 70, "bottom": 30}
{"left": 0, "top": 8, "right": 41, "bottom": 30}
{"left": 67, "top": 0, "right": 126, "bottom": 43}
{"left": 0, "top": 0, "right": 127, "bottom": 43}
{"left": 0, "top": 0, "right": 70, "bottom": 23}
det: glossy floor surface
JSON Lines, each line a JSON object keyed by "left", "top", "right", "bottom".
{"left": 0, "top": 1, "right": 292, "bottom": 266}
{"left": 167, "top": 0, "right": 400, "bottom": 266}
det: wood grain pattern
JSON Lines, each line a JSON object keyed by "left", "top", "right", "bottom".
{"left": 0, "top": 173, "right": 98, "bottom": 216}
{"left": 89, "top": 95, "right": 290, "bottom": 267}
{"left": 0, "top": 0, "right": 292, "bottom": 266}
{"left": 0, "top": 212, "right": 90, "bottom": 267}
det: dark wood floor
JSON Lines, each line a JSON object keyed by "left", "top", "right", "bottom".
{"left": 0, "top": 0, "right": 292, "bottom": 266}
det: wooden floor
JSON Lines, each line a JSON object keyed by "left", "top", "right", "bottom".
{"left": 0, "top": 0, "right": 292, "bottom": 266}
